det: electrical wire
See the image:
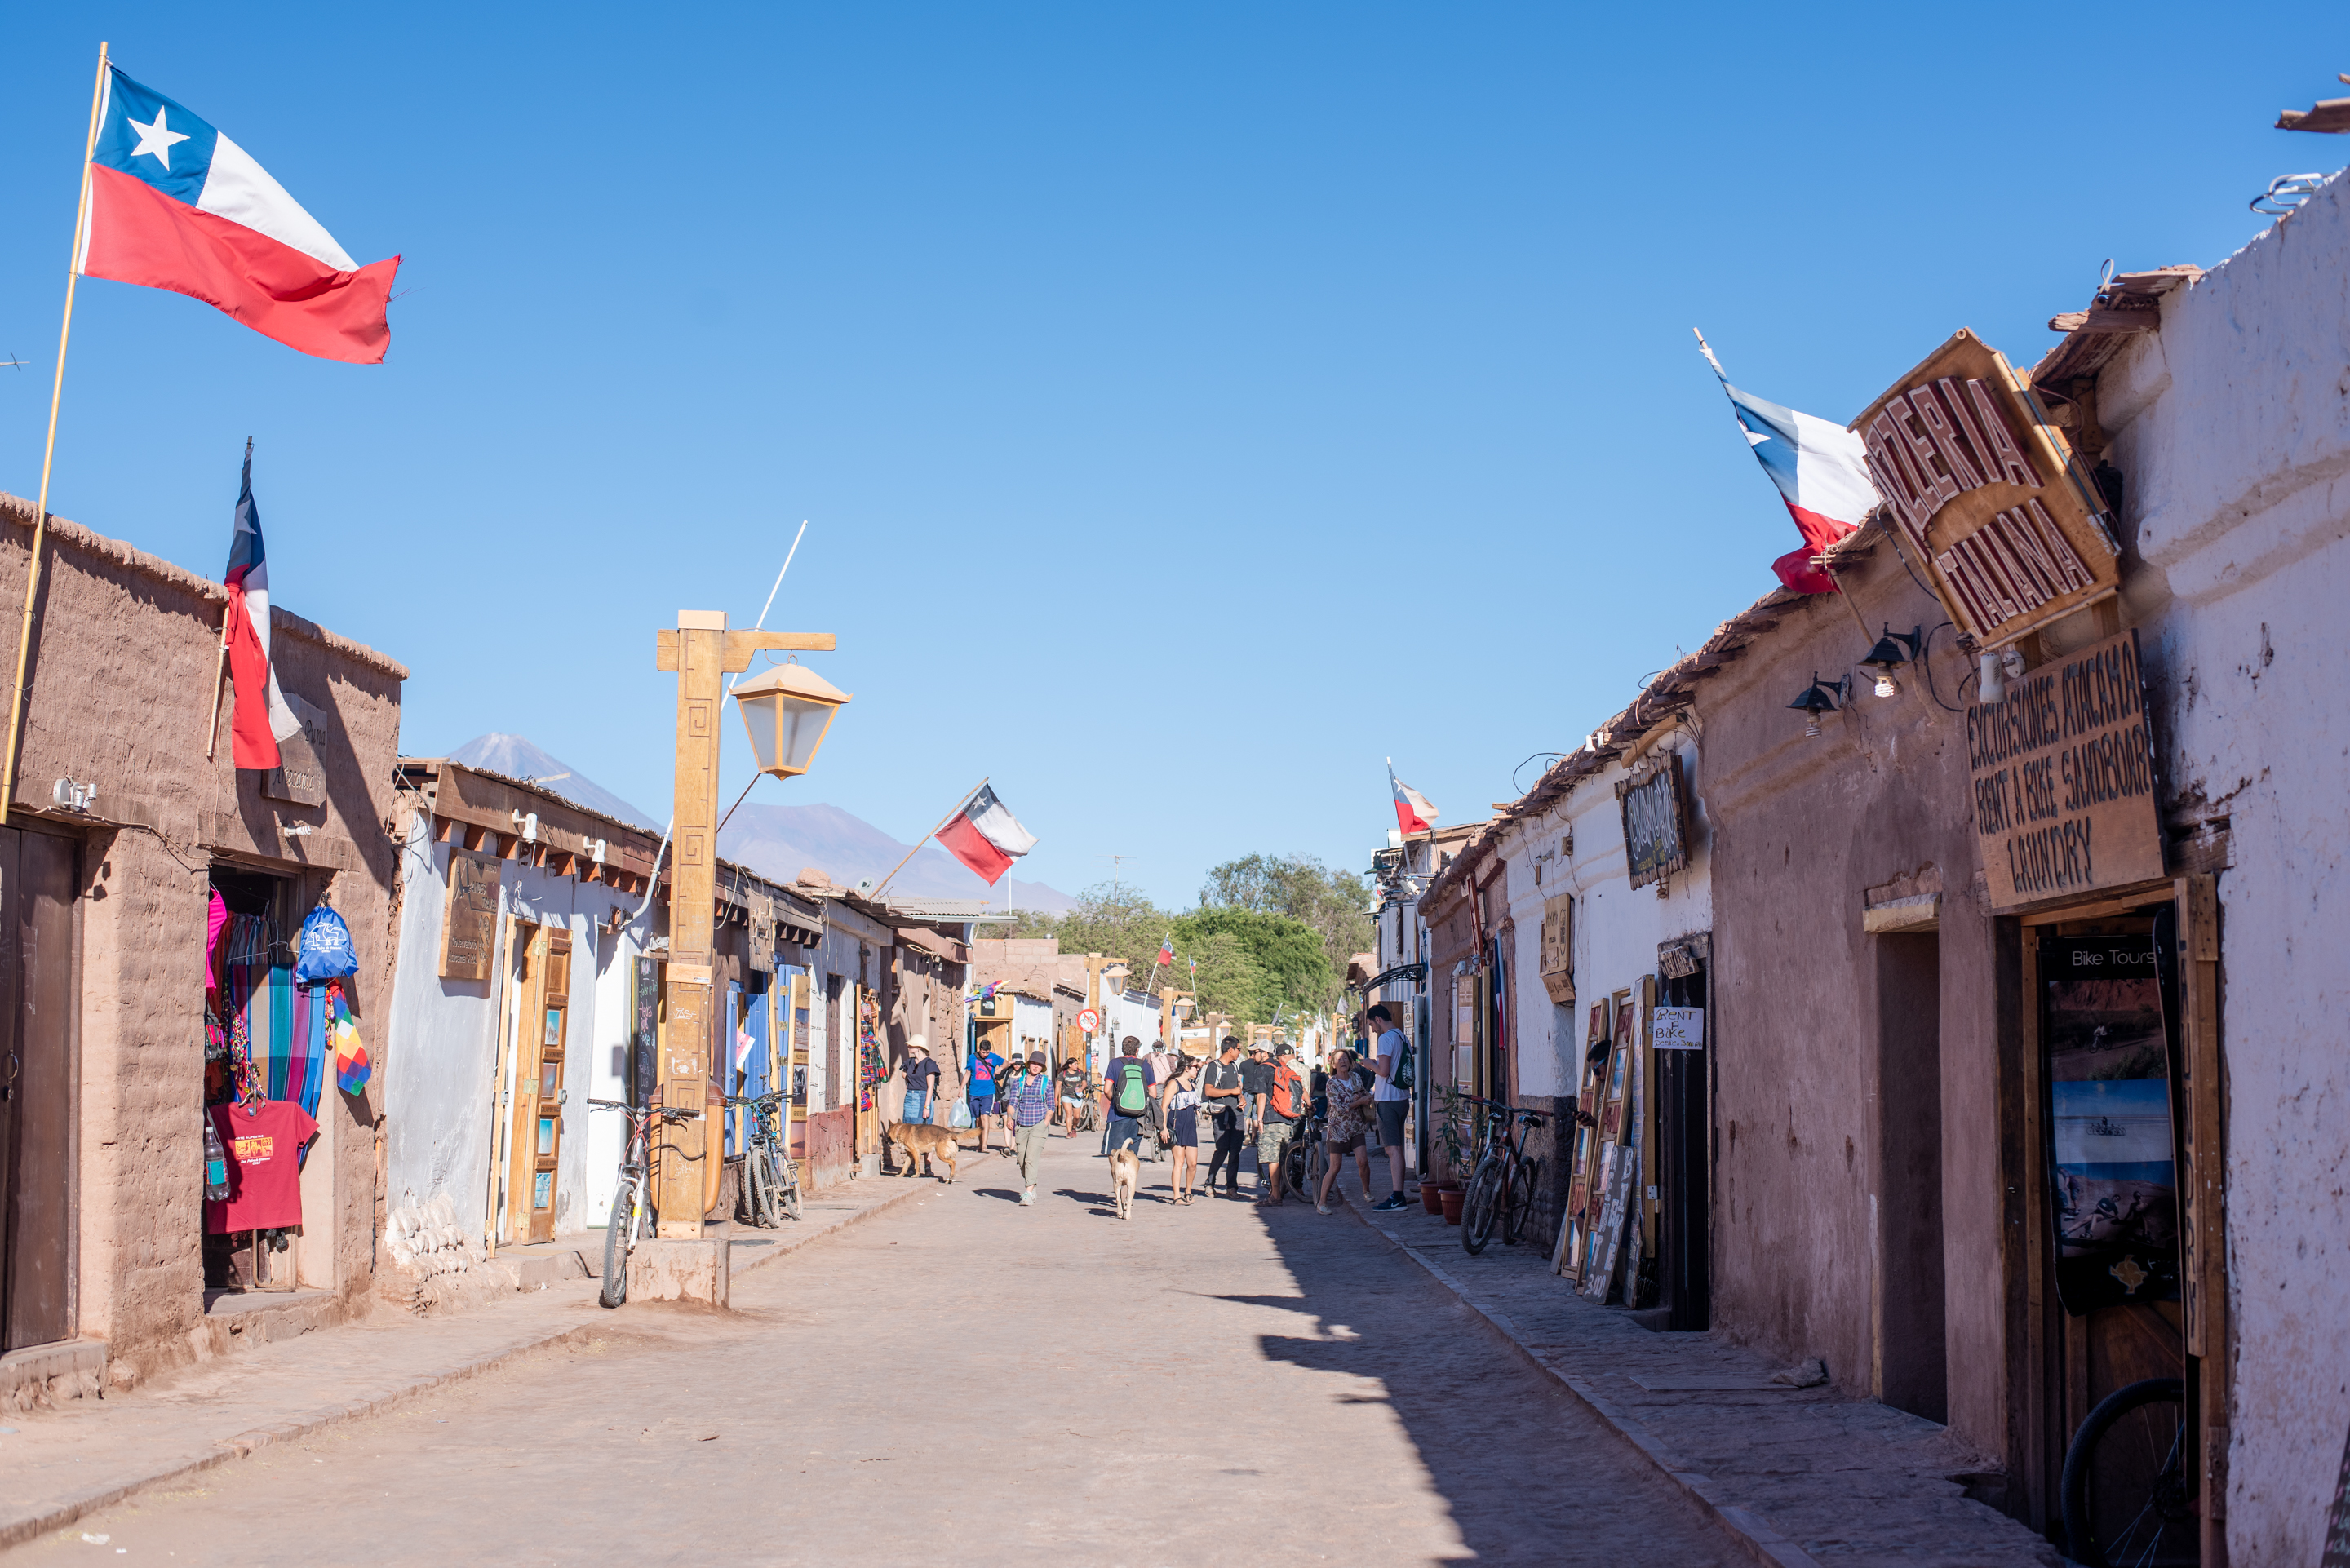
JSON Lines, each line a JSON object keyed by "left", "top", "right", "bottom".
{"left": 1511, "top": 752, "right": 1568, "bottom": 794}
{"left": 1918, "top": 622, "right": 1966, "bottom": 714}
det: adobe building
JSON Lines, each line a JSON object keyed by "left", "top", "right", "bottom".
{"left": 0, "top": 492, "right": 401, "bottom": 1403}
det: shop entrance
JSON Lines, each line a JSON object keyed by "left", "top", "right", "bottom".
{"left": 0, "top": 826, "right": 78, "bottom": 1351}
{"left": 1654, "top": 959, "right": 1709, "bottom": 1332}
{"left": 1873, "top": 931, "right": 1946, "bottom": 1423}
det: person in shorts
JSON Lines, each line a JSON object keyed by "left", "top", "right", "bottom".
{"left": 1366, "top": 1003, "right": 1412, "bottom": 1211}
{"left": 1058, "top": 1056, "right": 1089, "bottom": 1138}
{"left": 1102, "top": 1039, "right": 1156, "bottom": 1156}
{"left": 1159, "top": 1052, "right": 1204, "bottom": 1203}
{"left": 1316, "top": 1047, "right": 1375, "bottom": 1213}
{"left": 966, "top": 1041, "right": 1004, "bottom": 1152}
{"left": 1253, "top": 1043, "right": 1306, "bottom": 1205}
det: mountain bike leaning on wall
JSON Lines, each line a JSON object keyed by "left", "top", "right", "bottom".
{"left": 728, "top": 1091, "right": 804, "bottom": 1228}
{"left": 1458, "top": 1096, "right": 1545, "bottom": 1256}
{"left": 587, "top": 1097, "right": 704, "bottom": 1309}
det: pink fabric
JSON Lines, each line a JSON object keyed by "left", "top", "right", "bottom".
{"left": 206, "top": 890, "right": 228, "bottom": 990}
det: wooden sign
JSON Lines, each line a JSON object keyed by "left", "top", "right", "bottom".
{"left": 1854, "top": 330, "right": 2121, "bottom": 650}
{"left": 1617, "top": 755, "right": 1687, "bottom": 890}
{"left": 748, "top": 892, "right": 776, "bottom": 973}
{"left": 1652, "top": 1006, "right": 1704, "bottom": 1051}
{"left": 261, "top": 690, "right": 332, "bottom": 806}
{"left": 1538, "top": 893, "right": 1575, "bottom": 1004}
{"left": 1970, "top": 628, "right": 2163, "bottom": 909}
{"left": 439, "top": 853, "right": 499, "bottom": 980}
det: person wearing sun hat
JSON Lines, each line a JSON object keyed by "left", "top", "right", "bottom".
{"left": 1003, "top": 1052, "right": 1058, "bottom": 1205}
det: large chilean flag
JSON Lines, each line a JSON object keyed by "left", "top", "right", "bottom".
{"left": 1696, "top": 333, "right": 1880, "bottom": 595}
{"left": 933, "top": 785, "right": 1038, "bottom": 886}
{"left": 79, "top": 67, "right": 397, "bottom": 363}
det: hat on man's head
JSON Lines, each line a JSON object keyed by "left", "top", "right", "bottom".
{"left": 1274, "top": 1043, "right": 1295, "bottom": 1056}
{"left": 1248, "top": 1039, "right": 1270, "bottom": 1052}
{"left": 1026, "top": 1052, "right": 1048, "bottom": 1067}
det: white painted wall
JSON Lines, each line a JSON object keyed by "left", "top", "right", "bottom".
{"left": 1493, "top": 736, "right": 1714, "bottom": 1101}
{"left": 2092, "top": 171, "right": 2350, "bottom": 1562}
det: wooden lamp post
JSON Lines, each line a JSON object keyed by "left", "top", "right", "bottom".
{"left": 652, "top": 613, "right": 844, "bottom": 1238}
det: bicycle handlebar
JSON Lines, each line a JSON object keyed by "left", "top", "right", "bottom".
{"left": 584, "top": 1098, "right": 703, "bottom": 1122}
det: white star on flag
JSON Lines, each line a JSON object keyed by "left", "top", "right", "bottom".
{"left": 126, "top": 106, "right": 191, "bottom": 170}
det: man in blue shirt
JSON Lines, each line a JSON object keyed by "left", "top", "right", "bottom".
{"left": 968, "top": 1043, "right": 1005, "bottom": 1152}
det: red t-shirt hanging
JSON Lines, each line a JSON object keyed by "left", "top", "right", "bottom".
{"left": 205, "top": 1100, "right": 317, "bottom": 1234}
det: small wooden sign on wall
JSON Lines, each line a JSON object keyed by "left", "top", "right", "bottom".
{"left": 1968, "top": 627, "right": 2163, "bottom": 909}
{"left": 441, "top": 853, "right": 500, "bottom": 981}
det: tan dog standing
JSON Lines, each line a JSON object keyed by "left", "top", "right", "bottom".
{"left": 1109, "top": 1147, "right": 1140, "bottom": 1219}
{"left": 885, "top": 1121, "right": 961, "bottom": 1184}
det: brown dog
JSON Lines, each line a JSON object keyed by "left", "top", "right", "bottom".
{"left": 885, "top": 1121, "right": 960, "bottom": 1184}
{"left": 1109, "top": 1148, "right": 1140, "bottom": 1219}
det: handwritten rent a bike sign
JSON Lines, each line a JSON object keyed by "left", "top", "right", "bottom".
{"left": 1968, "top": 627, "right": 2164, "bottom": 909}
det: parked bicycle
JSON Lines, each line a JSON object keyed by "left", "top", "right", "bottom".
{"left": 1458, "top": 1095, "right": 1545, "bottom": 1255}
{"left": 586, "top": 1096, "right": 704, "bottom": 1309}
{"left": 1279, "top": 1105, "right": 1327, "bottom": 1202}
{"left": 2060, "top": 1375, "right": 2195, "bottom": 1568}
{"left": 725, "top": 1091, "right": 804, "bottom": 1229}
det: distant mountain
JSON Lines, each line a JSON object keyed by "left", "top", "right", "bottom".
{"left": 446, "top": 733, "right": 661, "bottom": 831}
{"left": 444, "top": 734, "right": 1073, "bottom": 914}
{"left": 720, "top": 800, "right": 1075, "bottom": 914}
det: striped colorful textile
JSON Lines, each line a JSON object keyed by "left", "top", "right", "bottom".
{"left": 228, "top": 955, "right": 327, "bottom": 1117}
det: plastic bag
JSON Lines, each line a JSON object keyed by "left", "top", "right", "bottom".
{"left": 295, "top": 904, "right": 357, "bottom": 983}
{"left": 947, "top": 1096, "right": 974, "bottom": 1130}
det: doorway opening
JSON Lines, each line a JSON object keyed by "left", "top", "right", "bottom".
{"left": 1874, "top": 930, "right": 1947, "bottom": 1422}
{"left": 1656, "top": 958, "right": 1710, "bottom": 1331}
{"left": 0, "top": 826, "right": 78, "bottom": 1352}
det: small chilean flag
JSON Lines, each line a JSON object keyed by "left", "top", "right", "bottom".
{"left": 1390, "top": 760, "right": 1437, "bottom": 835}
{"left": 1157, "top": 936, "right": 1174, "bottom": 968}
{"left": 1696, "top": 331, "right": 1881, "bottom": 595}
{"left": 222, "top": 446, "right": 301, "bottom": 771}
{"left": 934, "top": 784, "right": 1038, "bottom": 886}
{"left": 79, "top": 65, "right": 398, "bottom": 362}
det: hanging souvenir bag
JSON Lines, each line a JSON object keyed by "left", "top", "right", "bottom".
{"left": 295, "top": 903, "right": 358, "bottom": 983}
{"left": 330, "top": 982, "right": 371, "bottom": 1094}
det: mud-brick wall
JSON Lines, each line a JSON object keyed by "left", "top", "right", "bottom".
{"left": 0, "top": 493, "right": 404, "bottom": 1380}
{"left": 1692, "top": 547, "right": 2008, "bottom": 1457}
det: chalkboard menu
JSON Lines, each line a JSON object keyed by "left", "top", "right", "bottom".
{"left": 1617, "top": 755, "right": 1688, "bottom": 890}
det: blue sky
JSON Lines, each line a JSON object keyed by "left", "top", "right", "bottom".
{"left": 2, "top": 4, "right": 2340, "bottom": 907}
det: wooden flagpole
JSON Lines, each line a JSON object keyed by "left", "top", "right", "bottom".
{"left": 204, "top": 435, "right": 251, "bottom": 760}
{"left": 867, "top": 777, "right": 987, "bottom": 902}
{"left": 2, "top": 42, "right": 110, "bottom": 826}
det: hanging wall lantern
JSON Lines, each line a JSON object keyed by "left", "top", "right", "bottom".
{"left": 1786, "top": 672, "right": 1848, "bottom": 737}
{"left": 1858, "top": 624, "right": 1924, "bottom": 698}
{"left": 733, "top": 662, "right": 852, "bottom": 778}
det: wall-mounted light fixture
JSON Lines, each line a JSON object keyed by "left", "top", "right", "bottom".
{"left": 1859, "top": 624, "right": 1924, "bottom": 698}
{"left": 51, "top": 777, "right": 95, "bottom": 813}
{"left": 1786, "top": 672, "right": 1849, "bottom": 737}
{"left": 1976, "top": 646, "right": 2029, "bottom": 704}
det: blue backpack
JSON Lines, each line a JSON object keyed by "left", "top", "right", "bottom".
{"left": 295, "top": 904, "right": 357, "bottom": 983}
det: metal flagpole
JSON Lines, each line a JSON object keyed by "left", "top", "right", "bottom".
{"left": 867, "top": 778, "right": 987, "bottom": 902}
{"left": 2, "top": 42, "right": 110, "bottom": 826}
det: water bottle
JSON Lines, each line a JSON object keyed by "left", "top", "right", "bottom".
{"left": 203, "top": 1112, "right": 230, "bottom": 1202}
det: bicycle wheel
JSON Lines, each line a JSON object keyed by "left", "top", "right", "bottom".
{"left": 1503, "top": 1157, "right": 1542, "bottom": 1245}
{"left": 1461, "top": 1159, "right": 1504, "bottom": 1255}
{"left": 2060, "top": 1376, "right": 2193, "bottom": 1568}
{"left": 599, "top": 1179, "right": 632, "bottom": 1309}
{"left": 778, "top": 1163, "right": 804, "bottom": 1221}
{"left": 1281, "top": 1136, "right": 1310, "bottom": 1201}
{"left": 746, "top": 1147, "right": 775, "bottom": 1228}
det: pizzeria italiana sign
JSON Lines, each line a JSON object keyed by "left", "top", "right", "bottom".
{"left": 1854, "top": 330, "right": 2121, "bottom": 651}
{"left": 1967, "top": 628, "right": 2163, "bottom": 910}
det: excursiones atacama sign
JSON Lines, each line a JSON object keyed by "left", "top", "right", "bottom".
{"left": 1967, "top": 628, "right": 2163, "bottom": 909}
{"left": 1854, "top": 330, "right": 2122, "bottom": 651}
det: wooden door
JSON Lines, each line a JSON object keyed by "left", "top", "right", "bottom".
{"left": 787, "top": 972, "right": 809, "bottom": 1158}
{"left": 0, "top": 828, "right": 77, "bottom": 1350}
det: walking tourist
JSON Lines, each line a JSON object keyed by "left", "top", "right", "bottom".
{"left": 969, "top": 1039, "right": 1004, "bottom": 1152}
{"left": 901, "top": 1039, "right": 940, "bottom": 1125}
{"left": 1102, "top": 1039, "right": 1155, "bottom": 1154}
{"left": 1159, "top": 1052, "right": 1204, "bottom": 1203}
{"left": 1201, "top": 1038, "right": 1248, "bottom": 1199}
{"left": 1004, "top": 1052, "right": 1057, "bottom": 1207}
{"left": 1058, "top": 1056, "right": 1089, "bottom": 1137}
{"left": 1317, "top": 1047, "right": 1375, "bottom": 1213}
{"left": 1366, "top": 1003, "right": 1413, "bottom": 1211}
{"left": 1254, "top": 1043, "right": 1306, "bottom": 1206}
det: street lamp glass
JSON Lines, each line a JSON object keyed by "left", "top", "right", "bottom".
{"left": 732, "top": 663, "right": 851, "bottom": 778}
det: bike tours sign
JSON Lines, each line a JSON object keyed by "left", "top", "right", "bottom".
{"left": 1967, "top": 627, "right": 2163, "bottom": 910}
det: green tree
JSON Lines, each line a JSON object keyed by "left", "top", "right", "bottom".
{"left": 1196, "top": 853, "right": 1370, "bottom": 1008}
{"left": 1170, "top": 906, "right": 1330, "bottom": 1022}
{"left": 998, "top": 880, "right": 1171, "bottom": 986}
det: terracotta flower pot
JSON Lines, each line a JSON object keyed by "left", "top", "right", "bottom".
{"left": 1439, "top": 1188, "right": 1466, "bottom": 1225}
{"left": 1420, "top": 1185, "right": 1444, "bottom": 1214}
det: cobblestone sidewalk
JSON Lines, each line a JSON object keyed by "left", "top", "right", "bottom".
{"left": 1347, "top": 1194, "right": 2068, "bottom": 1568}
{"left": 0, "top": 1177, "right": 922, "bottom": 1552}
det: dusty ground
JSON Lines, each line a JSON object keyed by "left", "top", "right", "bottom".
{"left": 3, "top": 1136, "right": 1739, "bottom": 1566}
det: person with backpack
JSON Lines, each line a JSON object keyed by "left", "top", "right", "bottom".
{"left": 967, "top": 1039, "right": 1005, "bottom": 1153}
{"left": 1004, "top": 1052, "right": 1058, "bottom": 1206}
{"left": 1102, "top": 1038, "right": 1156, "bottom": 1157}
{"left": 1366, "top": 1003, "right": 1414, "bottom": 1211}
{"left": 1253, "top": 1043, "right": 1308, "bottom": 1205}
{"left": 1200, "top": 1038, "right": 1248, "bottom": 1199}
